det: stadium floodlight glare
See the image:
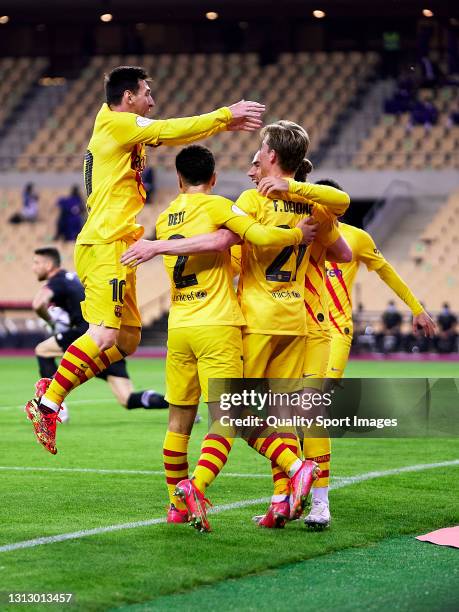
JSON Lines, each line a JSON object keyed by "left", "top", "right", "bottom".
{"left": 0, "top": 15, "right": 10, "bottom": 24}
{"left": 422, "top": 9, "right": 434, "bottom": 17}
{"left": 100, "top": 13, "right": 113, "bottom": 22}
{"left": 206, "top": 11, "right": 219, "bottom": 20}
{"left": 312, "top": 10, "right": 326, "bottom": 19}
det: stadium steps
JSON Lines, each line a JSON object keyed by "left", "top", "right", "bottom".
{"left": 0, "top": 80, "right": 71, "bottom": 170}
{"left": 320, "top": 78, "right": 395, "bottom": 169}
{"left": 379, "top": 194, "right": 445, "bottom": 260}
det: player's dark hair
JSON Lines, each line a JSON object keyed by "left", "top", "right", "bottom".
{"left": 294, "top": 158, "right": 314, "bottom": 182}
{"left": 261, "top": 120, "right": 310, "bottom": 173}
{"left": 34, "top": 247, "right": 61, "bottom": 267}
{"left": 315, "top": 178, "right": 343, "bottom": 190}
{"left": 175, "top": 145, "right": 215, "bottom": 186}
{"left": 105, "top": 66, "right": 149, "bottom": 106}
{"left": 316, "top": 178, "right": 350, "bottom": 222}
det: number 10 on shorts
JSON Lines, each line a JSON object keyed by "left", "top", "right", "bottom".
{"left": 109, "top": 278, "right": 126, "bottom": 303}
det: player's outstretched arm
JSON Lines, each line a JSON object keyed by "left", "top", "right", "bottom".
{"left": 120, "top": 229, "right": 241, "bottom": 267}
{"left": 375, "top": 261, "right": 436, "bottom": 337}
{"left": 257, "top": 177, "right": 350, "bottom": 216}
{"left": 124, "top": 101, "right": 265, "bottom": 148}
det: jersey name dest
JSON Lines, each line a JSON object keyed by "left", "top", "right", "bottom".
{"left": 168, "top": 211, "right": 186, "bottom": 226}
{"left": 273, "top": 200, "right": 312, "bottom": 215}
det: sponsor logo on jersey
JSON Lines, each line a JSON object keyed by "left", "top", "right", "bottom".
{"left": 326, "top": 267, "right": 343, "bottom": 278}
{"left": 172, "top": 290, "right": 208, "bottom": 302}
{"left": 271, "top": 289, "right": 302, "bottom": 300}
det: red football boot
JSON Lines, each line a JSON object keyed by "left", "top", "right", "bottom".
{"left": 289, "top": 460, "right": 320, "bottom": 520}
{"left": 253, "top": 499, "right": 290, "bottom": 528}
{"left": 166, "top": 504, "right": 190, "bottom": 524}
{"left": 174, "top": 479, "right": 212, "bottom": 533}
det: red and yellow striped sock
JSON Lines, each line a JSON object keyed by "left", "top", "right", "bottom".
{"left": 163, "top": 431, "right": 189, "bottom": 510}
{"left": 192, "top": 433, "right": 233, "bottom": 493}
{"left": 303, "top": 432, "right": 331, "bottom": 489}
{"left": 271, "top": 431, "right": 301, "bottom": 496}
{"left": 42, "top": 335, "right": 124, "bottom": 408}
{"left": 247, "top": 425, "right": 302, "bottom": 478}
{"left": 92, "top": 344, "right": 124, "bottom": 372}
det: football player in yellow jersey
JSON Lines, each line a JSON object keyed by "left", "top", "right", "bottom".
{"left": 322, "top": 179, "right": 435, "bottom": 379}
{"left": 231, "top": 121, "right": 351, "bottom": 527}
{"left": 25, "top": 65, "right": 265, "bottom": 455}
{"left": 293, "top": 171, "right": 348, "bottom": 530}
{"left": 244, "top": 147, "right": 351, "bottom": 529}
{"left": 123, "top": 144, "right": 320, "bottom": 531}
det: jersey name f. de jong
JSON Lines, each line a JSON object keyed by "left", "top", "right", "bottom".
{"left": 236, "top": 189, "right": 340, "bottom": 336}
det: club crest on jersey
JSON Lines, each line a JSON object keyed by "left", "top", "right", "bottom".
{"left": 114, "top": 305, "right": 123, "bottom": 318}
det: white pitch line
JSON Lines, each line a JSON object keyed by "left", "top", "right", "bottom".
{"left": 0, "top": 497, "right": 271, "bottom": 554}
{"left": 328, "top": 459, "right": 459, "bottom": 489}
{"left": 0, "top": 466, "right": 277, "bottom": 479}
{"left": 0, "top": 459, "right": 457, "bottom": 554}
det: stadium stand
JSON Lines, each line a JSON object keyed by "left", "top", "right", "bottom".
{"left": 0, "top": 57, "right": 48, "bottom": 130}
{"left": 352, "top": 86, "right": 459, "bottom": 170}
{"left": 0, "top": 52, "right": 457, "bottom": 352}
{"left": 356, "top": 189, "right": 459, "bottom": 314}
{"left": 0, "top": 187, "right": 173, "bottom": 324}
{"left": 14, "top": 51, "right": 379, "bottom": 173}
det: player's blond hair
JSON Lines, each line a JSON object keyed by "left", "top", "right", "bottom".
{"left": 261, "top": 120, "right": 310, "bottom": 173}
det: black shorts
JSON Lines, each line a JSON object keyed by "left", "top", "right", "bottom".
{"left": 55, "top": 326, "right": 88, "bottom": 351}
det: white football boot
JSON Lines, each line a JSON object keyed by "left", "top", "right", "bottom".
{"left": 304, "top": 499, "right": 331, "bottom": 530}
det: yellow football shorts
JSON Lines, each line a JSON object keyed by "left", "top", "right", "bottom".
{"left": 303, "top": 329, "right": 332, "bottom": 379}
{"left": 75, "top": 241, "right": 141, "bottom": 330}
{"left": 243, "top": 333, "right": 305, "bottom": 382}
{"left": 326, "top": 330, "right": 353, "bottom": 378}
{"left": 165, "top": 325, "right": 243, "bottom": 405}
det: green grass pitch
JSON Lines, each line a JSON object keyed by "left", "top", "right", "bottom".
{"left": 0, "top": 357, "right": 458, "bottom": 611}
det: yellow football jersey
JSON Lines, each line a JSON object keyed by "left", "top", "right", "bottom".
{"left": 236, "top": 189, "right": 342, "bottom": 336}
{"left": 77, "top": 104, "right": 232, "bottom": 245}
{"left": 156, "top": 193, "right": 247, "bottom": 330}
{"left": 325, "top": 223, "right": 386, "bottom": 335}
